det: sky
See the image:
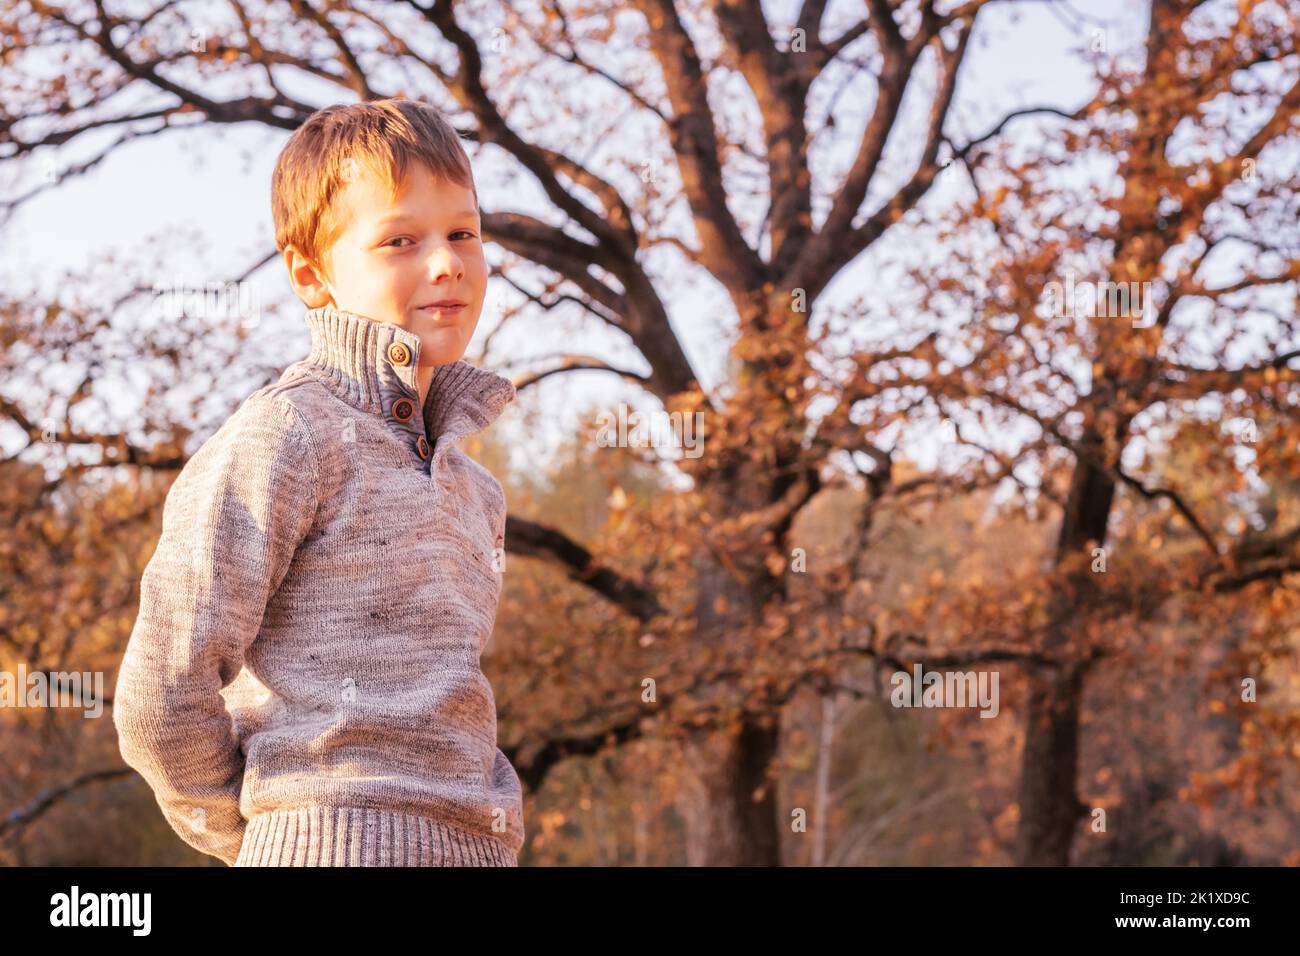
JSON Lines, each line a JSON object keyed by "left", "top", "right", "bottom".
{"left": 0, "top": 0, "right": 1192, "bottom": 490}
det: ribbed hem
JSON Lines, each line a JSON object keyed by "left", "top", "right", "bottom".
{"left": 235, "top": 805, "right": 519, "bottom": 867}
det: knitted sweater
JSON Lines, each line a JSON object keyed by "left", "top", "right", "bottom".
{"left": 112, "top": 305, "right": 525, "bottom": 866}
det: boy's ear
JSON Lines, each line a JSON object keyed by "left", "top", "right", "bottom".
{"left": 283, "top": 245, "right": 333, "bottom": 309}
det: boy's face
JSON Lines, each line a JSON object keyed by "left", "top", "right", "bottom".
{"left": 286, "top": 162, "right": 486, "bottom": 368}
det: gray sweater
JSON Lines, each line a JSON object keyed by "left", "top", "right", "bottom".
{"left": 112, "top": 305, "right": 524, "bottom": 866}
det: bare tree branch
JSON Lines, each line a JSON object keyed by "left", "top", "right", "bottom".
{"left": 505, "top": 514, "right": 664, "bottom": 622}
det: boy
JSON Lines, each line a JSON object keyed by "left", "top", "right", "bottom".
{"left": 112, "top": 98, "right": 525, "bottom": 866}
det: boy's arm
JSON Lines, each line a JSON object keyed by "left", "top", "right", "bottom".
{"left": 112, "top": 394, "right": 320, "bottom": 866}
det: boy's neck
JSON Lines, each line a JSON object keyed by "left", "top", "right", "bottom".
{"left": 416, "top": 363, "right": 435, "bottom": 412}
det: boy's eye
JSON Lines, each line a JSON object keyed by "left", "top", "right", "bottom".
{"left": 383, "top": 232, "right": 475, "bottom": 247}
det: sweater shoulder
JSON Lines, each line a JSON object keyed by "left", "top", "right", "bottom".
{"left": 255, "top": 368, "right": 356, "bottom": 438}
{"left": 211, "top": 379, "right": 318, "bottom": 466}
{"left": 242, "top": 367, "right": 368, "bottom": 452}
{"left": 247, "top": 371, "right": 353, "bottom": 490}
{"left": 168, "top": 378, "right": 323, "bottom": 504}
{"left": 156, "top": 382, "right": 324, "bottom": 539}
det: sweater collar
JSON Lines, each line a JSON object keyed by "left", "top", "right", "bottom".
{"left": 297, "top": 306, "right": 516, "bottom": 448}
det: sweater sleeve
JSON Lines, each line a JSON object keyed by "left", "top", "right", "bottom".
{"left": 112, "top": 393, "right": 320, "bottom": 866}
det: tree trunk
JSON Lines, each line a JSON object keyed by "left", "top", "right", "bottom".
{"left": 677, "top": 719, "right": 782, "bottom": 866}
{"left": 675, "top": 437, "right": 790, "bottom": 865}
{"left": 1013, "top": 661, "right": 1089, "bottom": 864}
{"left": 812, "top": 691, "right": 839, "bottom": 866}
{"left": 1013, "top": 439, "right": 1115, "bottom": 865}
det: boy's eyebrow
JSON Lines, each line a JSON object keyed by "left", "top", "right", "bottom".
{"left": 373, "top": 207, "right": 480, "bottom": 225}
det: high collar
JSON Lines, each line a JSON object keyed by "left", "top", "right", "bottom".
{"left": 296, "top": 306, "right": 516, "bottom": 452}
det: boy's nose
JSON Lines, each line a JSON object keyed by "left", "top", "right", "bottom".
{"left": 424, "top": 246, "right": 462, "bottom": 280}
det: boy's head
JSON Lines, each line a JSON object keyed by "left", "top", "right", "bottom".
{"left": 273, "top": 98, "right": 486, "bottom": 367}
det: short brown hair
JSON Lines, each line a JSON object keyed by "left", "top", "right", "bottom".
{"left": 271, "top": 97, "right": 477, "bottom": 270}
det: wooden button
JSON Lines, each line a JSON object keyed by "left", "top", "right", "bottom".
{"left": 392, "top": 398, "right": 415, "bottom": 422}
{"left": 416, "top": 435, "right": 431, "bottom": 459}
{"left": 387, "top": 342, "right": 411, "bottom": 366}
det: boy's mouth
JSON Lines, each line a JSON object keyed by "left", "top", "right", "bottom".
{"left": 417, "top": 300, "right": 467, "bottom": 313}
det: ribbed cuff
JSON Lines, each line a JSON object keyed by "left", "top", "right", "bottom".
{"left": 234, "top": 805, "right": 519, "bottom": 867}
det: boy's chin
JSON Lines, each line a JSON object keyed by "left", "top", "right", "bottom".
{"left": 415, "top": 327, "right": 472, "bottom": 366}
{"left": 421, "top": 349, "right": 466, "bottom": 367}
